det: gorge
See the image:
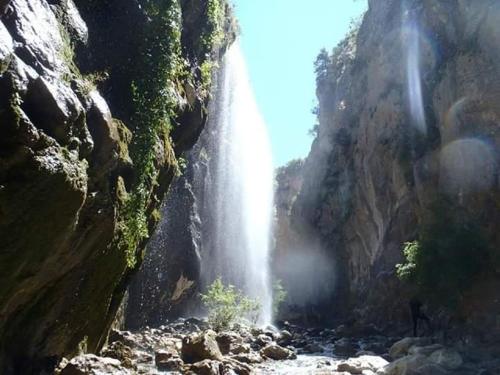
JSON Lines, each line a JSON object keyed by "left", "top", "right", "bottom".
{"left": 0, "top": 0, "right": 499, "bottom": 374}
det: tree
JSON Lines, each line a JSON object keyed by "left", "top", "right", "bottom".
{"left": 314, "top": 48, "right": 330, "bottom": 85}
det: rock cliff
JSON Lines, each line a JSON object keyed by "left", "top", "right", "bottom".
{"left": 277, "top": 0, "right": 500, "bottom": 333}
{"left": 0, "top": 0, "right": 235, "bottom": 372}
{"left": 125, "top": 67, "right": 225, "bottom": 329}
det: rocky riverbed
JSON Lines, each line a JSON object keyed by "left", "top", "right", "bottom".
{"left": 55, "top": 319, "right": 500, "bottom": 374}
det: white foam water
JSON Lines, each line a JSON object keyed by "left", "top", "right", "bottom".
{"left": 202, "top": 41, "right": 274, "bottom": 325}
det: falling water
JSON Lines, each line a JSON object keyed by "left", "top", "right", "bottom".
{"left": 403, "top": 4, "right": 427, "bottom": 135}
{"left": 202, "top": 41, "right": 274, "bottom": 325}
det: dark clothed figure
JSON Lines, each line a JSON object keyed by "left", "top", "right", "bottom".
{"left": 410, "top": 298, "right": 431, "bottom": 336}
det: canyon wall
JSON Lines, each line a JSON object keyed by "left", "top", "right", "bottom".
{"left": 277, "top": 0, "right": 500, "bottom": 333}
{"left": 126, "top": 55, "right": 232, "bottom": 329}
{"left": 0, "top": 0, "right": 235, "bottom": 372}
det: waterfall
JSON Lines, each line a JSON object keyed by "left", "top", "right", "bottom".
{"left": 202, "top": 41, "right": 274, "bottom": 325}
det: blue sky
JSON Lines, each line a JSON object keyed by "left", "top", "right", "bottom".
{"left": 232, "top": 1, "right": 368, "bottom": 167}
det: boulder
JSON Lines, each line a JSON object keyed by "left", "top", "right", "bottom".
{"left": 157, "top": 356, "right": 184, "bottom": 371}
{"left": 377, "top": 354, "right": 429, "bottom": 375}
{"left": 389, "top": 337, "right": 432, "bottom": 359}
{"left": 189, "top": 359, "right": 223, "bottom": 375}
{"left": 155, "top": 347, "right": 182, "bottom": 370}
{"left": 107, "top": 330, "right": 139, "bottom": 349}
{"left": 59, "top": 354, "right": 130, "bottom": 375}
{"left": 100, "top": 341, "right": 136, "bottom": 369}
{"left": 335, "top": 338, "right": 359, "bottom": 356}
{"left": 223, "top": 358, "right": 254, "bottom": 375}
{"left": 302, "top": 342, "right": 323, "bottom": 353}
{"left": 134, "top": 351, "right": 153, "bottom": 364}
{"left": 182, "top": 330, "right": 224, "bottom": 363}
{"left": 260, "top": 344, "right": 295, "bottom": 360}
{"left": 408, "top": 344, "right": 444, "bottom": 356}
{"left": 255, "top": 334, "right": 273, "bottom": 347}
{"left": 412, "top": 363, "right": 450, "bottom": 375}
{"left": 251, "top": 327, "right": 264, "bottom": 337}
{"left": 231, "top": 352, "right": 263, "bottom": 364}
{"left": 337, "top": 355, "right": 389, "bottom": 374}
{"left": 216, "top": 331, "right": 243, "bottom": 355}
{"left": 277, "top": 330, "right": 293, "bottom": 346}
{"left": 155, "top": 348, "right": 176, "bottom": 362}
{"left": 429, "top": 348, "right": 463, "bottom": 370}
{"left": 231, "top": 343, "right": 251, "bottom": 355}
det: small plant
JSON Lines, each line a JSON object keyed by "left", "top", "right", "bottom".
{"left": 201, "top": 277, "right": 261, "bottom": 330}
{"left": 396, "top": 198, "right": 491, "bottom": 308}
{"left": 201, "top": 0, "right": 225, "bottom": 52}
{"left": 80, "top": 71, "right": 109, "bottom": 95}
{"left": 272, "top": 279, "right": 287, "bottom": 316}
{"left": 396, "top": 241, "right": 419, "bottom": 281}
{"left": 58, "top": 22, "right": 108, "bottom": 93}
{"left": 176, "top": 156, "right": 188, "bottom": 176}
{"left": 200, "top": 60, "right": 218, "bottom": 94}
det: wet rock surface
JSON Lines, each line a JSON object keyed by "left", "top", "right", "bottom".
{"left": 0, "top": 0, "right": 237, "bottom": 372}
{"left": 55, "top": 320, "right": 500, "bottom": 374}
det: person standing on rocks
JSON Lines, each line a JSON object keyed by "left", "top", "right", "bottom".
{"left": 410, "top": 297, "right": 431, "bottom": 336}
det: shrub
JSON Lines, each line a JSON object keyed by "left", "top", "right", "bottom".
{"left": 396, "top": 198, "right": 491, "bottom": 308}
{"left": 201, "top": 277, "right": 261, "bottom": 331}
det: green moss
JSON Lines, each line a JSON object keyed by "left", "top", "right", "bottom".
{"left": 57, "top": 20, "right": 107, "bottom": 94}
{"left": 113, "top": 0, "right": 184, "bottom": 268}
{"left": 114, "top": 0, "right": 233, "bottom": 270}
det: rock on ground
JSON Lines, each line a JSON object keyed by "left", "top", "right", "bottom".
{"left": 58, "top": 354, "right": 131, "bottom": 375}
{"left": 260, "top": 344, "right": 296, "bottom": 360}
{"left": 182, "top": 330, "right": 224, "bottom": 363}
{"left": 389, "top": 337, "right": 432, "bottom": 359}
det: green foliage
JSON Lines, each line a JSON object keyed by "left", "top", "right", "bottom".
{"left": 396, "top": 198, "right": 491, "bottom": 308}
{"left": 117, "top": 0, "right": 185, "bottom": 267}
{"left": 115, "top": 0, "right": 230, "bottom": 269}
{"left": 118, "top": 187, "right": 150, "bottom": 268}
{"left": 79, "top": 71, "right": 108, "bottom": 95}
{"left": 396, "top": 241, "right": 419, "bottom": 281}
{"left": 201, "top": 0, "right": 225, "bottom": 54}
{"left": 308, "top": 105, "right": 320, "bottom": 137}
{"left": 176, "top": 156, "right": 188, "bottom": 175}
{"left": 272, "top": 279, "right": 287, "bottom": 316}
{"left": 57, "top": 23, "right": 107, "bottom": 94}
{"left": 198, "top": 0, "right": 226, "bottom": 94}
{"left": 201, "top": 277, "right": 261, "bottom": 331}
{"left": 200, "top": 60, "right": 218, "bottom": 94}
{"left": 314, "top": 48, "right": 331, "bottom": 85}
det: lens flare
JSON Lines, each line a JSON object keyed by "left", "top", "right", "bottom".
{"left": 440, "top": 138, "right": 497, "bottom": 196}
{"left": 401, "top": 4, "right": 438, "bottom": 135}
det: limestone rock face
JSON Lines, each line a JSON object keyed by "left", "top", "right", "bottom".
{"left": 0, "top": 0, "right": 235, "bottom": 373}
{"left": 276, "top": 0, "right": 500, "bottom": 330}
